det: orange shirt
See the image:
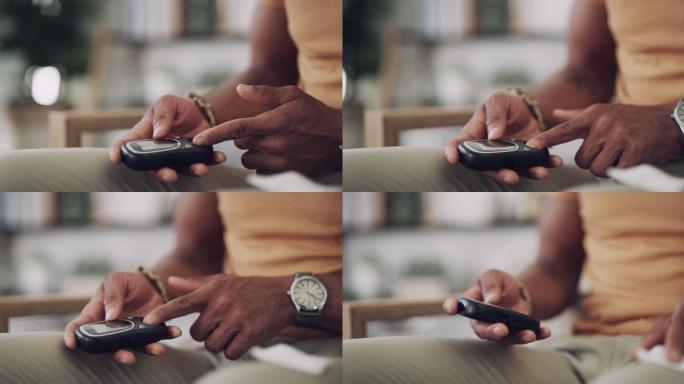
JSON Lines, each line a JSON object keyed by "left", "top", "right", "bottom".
{"left": 260, "top": 0, "right": 342, "bottom": 109}
{"left": 555, "top": 192, "right": 684, "bottom": 335}
{"left": 581, "top": 0, "right": 684, "bottom": 105}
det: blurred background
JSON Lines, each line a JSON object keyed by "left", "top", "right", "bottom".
{"left": 0, "top": 0, "right": 258, "bottom": 167}
{"left": 0, "top": 192, "right": 180, "bottom": 333}
{"left": 343, "top": 0, "right": 580, "bottom": 158}
{"left": 343, "top": 192, "right": 578, "bottom": 339}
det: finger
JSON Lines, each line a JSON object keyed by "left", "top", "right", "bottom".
{"left": 478, "top": 271, "right": 505, "bottom": 304}
{"left": 527, "top": 112, "right": 594, "bottom": 149}
{"left": 152, "top": 168, "right": 179, "bottom": 183}
{"left": 549, "top": 155, "right": 563, "bottom": 168}
{"left": 640, "top": 317, "right": 670, "bottom": 350}
{"left": 445, "top": 106, "right": 487, "bottom": 165}
{"left": 224, "top": 331, "right": 254, "bottom": 360}
{"left": 552, "top": 109, "right": 582, "bottom": 122}
{"left": 241, "top": 151, "right": 290, "bottom": 173}
{"left": 665, "top": 304, "right": 684, "bottom": 362}
{"left": 236, "top": 84, "right": 301, "bottom": 108}
{"left": 204, "top": 322, "right": 239, "bottom": 354}
{"left": 484, "top": 95, "right": 509, "bottom": 140}
{"left": 193, "top": 116, "right": 277, "bottom": 145}
{"left": 512, "top": 330, "right": 537, "bottom": 344}
{"left": 144, "top": 342, "right": 166, "bottom": 356}
{"left": 152, "top": 98, "right": 176, "bottom": 138}
{"left": 538, "top": 326, "right": 552, "bottom": 340}
{"left": 484, "top": 169, "right": 519, "bottom": 185}
{"left": 590, "top": 144, "right": 623, "bottom": 177}
{"left": 110, "top": 111, "right": 152, "bottom": 164}
{"left": 64, "top": 309, "right": 101, "bottom": 349}
{"left": 234, "top": 136, "right": 289, "bottom": 156}
{"left": 112, "top": 349, "right": 136, "bottom": 365}
{"left": 189, "top": 163, "right": 209, "bottom": 177}
{"left": 473, "top": 321, "right": 509, "bottom": 341}
{"left": 524, "top": 166, "right": 550, "bottom": 180}
{"left": 167, "top": 325, "right": 182, "bottom": 339}
{"left": 167, "top": 276, "right": 207, "bottom": 294}
{"left": 102, "top": 278, "right": 125, "bottom": 321}
{"left": 144, "top": 292, "right": 205, "bottom": 325}
{"left": 575, "top": 139, "right": 604, "bottom": 170}
{"left": 443, "top": 297, "right": 459, "bottom": 315}
{"left": 462, "top": 286, "right": 483, "bottom": 301}
{"left": 190, "top": 312, "right": 222, "bottom": 342}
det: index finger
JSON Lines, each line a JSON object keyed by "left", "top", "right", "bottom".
{"left": 527, "top": 111, "right": 593, "bottom": 149}
{"left": 193, "top": 115, "right": 277, "bottom": 145}
{"left": 143, "top": 293, "right": 205, "bottom": 325}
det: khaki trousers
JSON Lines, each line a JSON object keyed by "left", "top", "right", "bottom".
{"left": 0, "top": 332, "right": 341, "bottom": 384}
{"left": 343, "top": 335, "right": 683, "bottom": 384}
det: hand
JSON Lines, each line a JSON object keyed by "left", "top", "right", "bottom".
{"left": 527, "top": 103, "right": 684, "bottom": 177}
{"left": 444, "top": 92, "right": 563, "bottom": 185}
{"left": 443, "top": 268, "right": 551, "bottom": 345}
{"left": 637, "top": 294, "right": 684, "bottom": 362}
{"left": 143, "top": 274, "right": 295, "bottom": 360}
{"left": 64, "top": 272, "right": 182, "bottom": 365}
{"left": 192, "top": 84, "right": 342, "bottom": 177}
{"left": 109, "top": 95, "right": 226, "bottom": 183}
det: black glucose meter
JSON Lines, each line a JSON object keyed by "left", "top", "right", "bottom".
{"left": 75, "top": 317, "right": 169, "bottom": 354}
{"left": 457, "top": 139, "right": 550, "bottom": 171}
{"left": 457, "top": 298, "right": 540, "bottom": 333}
{"left": 121, "top": 137, "right": 214, "bottom": 171}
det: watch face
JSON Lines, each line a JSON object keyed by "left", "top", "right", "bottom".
{"left": 291, "top": 277, "right": 326, "bottom": 310}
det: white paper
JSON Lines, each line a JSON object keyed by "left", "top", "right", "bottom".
{"left": 250, "top": 343, "right": 334, "bottom": 376}
{"left": 607, "top": 164, "right": 684, "bottom": 192}
{"left": 636, "top": 346, "right": 684, "bottom": 373}
{"left": 246, "top": 171, "right": 341, "bottom": 192}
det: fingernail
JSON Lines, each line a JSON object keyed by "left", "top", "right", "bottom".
{"left": 494, "top": 325, "right": 506, "bottom": 336}
{"left": 143, "top": 314, "right": 157, "bottom": 325}
{"left": 445, "top": 148, "right": 457, "bottom": 164}
{"left": 487, "top": 127, "right": 500, "bottom": 140}
{"left": 119, "top": 355, "right": 133, "bottom": 365}
{"left": 444, "top": 299, "right": 455, "bottom": 314}
{"left": 105, "top": 308, "right": 114, "bottom": 321}
{"left": 236, "top": 84, "right": 252, "bottom": 93}
{"left": 527, "top": 139, "right": 540, "bottom": 149}
{"left": 150, "top": 345, "right": 163, "bottom": 355}
{"left": 193, "top": 136, "right": 207, "bottom": 146}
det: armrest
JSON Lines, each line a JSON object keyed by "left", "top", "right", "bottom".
{"left": 343, "top": 297, "right": 446, "bottom": 339}
{"left": 364, "top": 106, "right": 475, "bottom": 147}
{"left": 0, "top": 294, "right": 90, "bottom": 332}
{"left": 48, "top": 108, "right": 146, "bottom": 147}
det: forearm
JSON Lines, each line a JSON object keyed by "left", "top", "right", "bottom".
{"left": 531, "top": 65, "right": 615, "bottom": 126}
{"left": 518, "top": 260, "right": 580, "bottom": 320}
{"left": 202, "top": 65, "right": 299, "bottom": 124}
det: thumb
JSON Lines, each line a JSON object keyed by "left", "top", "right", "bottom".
{"left": 553, "top": 108, "right": 582, "bottom": 123}
{"left": 166, "top": 276, "right": 208, "bottom": 297}
{"left": 152, "top": 99, "right": 177, "bottom": 139}
{"left": 236, "top": 84, "right": 301, "bottom": 107}
{"left": 103, "top": 282, "right": 124, "bottom": 321}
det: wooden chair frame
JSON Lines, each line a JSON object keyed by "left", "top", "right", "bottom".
{"left": 363, "top": 106, "right": 475, "bottom": 147}
{"left": 0, "top": 294, "right": 90, "bottom": 333}
{"left": 343, "top": 297, "right": 447, "bottom": 339}
{"left": 47, "top": 108, "right": 146, "bottom": 147}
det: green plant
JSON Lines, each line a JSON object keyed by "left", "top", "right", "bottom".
{"left": 343, "top": 0, "right": 392, "bottom": 78}
{"left": 0, "top": 0, "right": 100, "bottom": 76}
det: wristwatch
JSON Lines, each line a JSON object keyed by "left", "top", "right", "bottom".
{"left": 672, "top": 99, "right": 684, "bottom": 149}
{"left": 287, "top": 272, "right": 328, "bottom": 326}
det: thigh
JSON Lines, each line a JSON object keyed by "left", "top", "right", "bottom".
{"left": 590, "top": 363, "right": 684, "bottom": 384}
{"left": 0, "top": 148, "right": 251, "bottom": 192}
{"left": 343, "top": 336, "right": 580, "bottom": 384}
{"left": 342, "top": 146, "right": 594, "bottom": 192}
{"left": 0, "top": 332, "right": 215, "bottom": 384}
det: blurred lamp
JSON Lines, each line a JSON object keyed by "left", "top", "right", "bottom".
{"left": 30, "top": 66, "right": 61, "bottom": 106}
